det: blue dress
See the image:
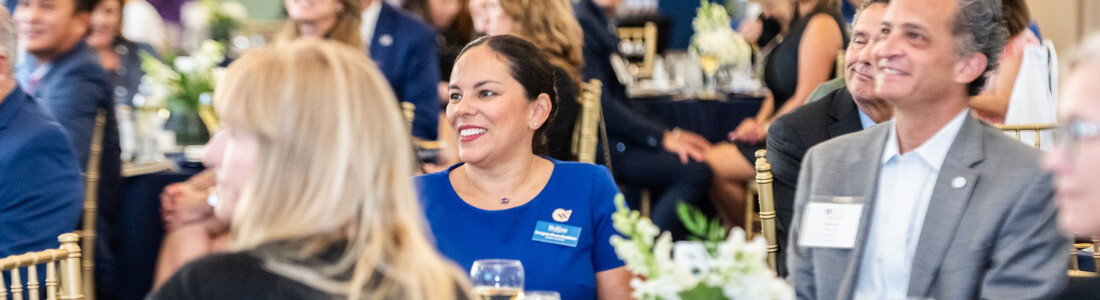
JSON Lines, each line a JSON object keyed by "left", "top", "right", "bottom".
{"left": 415, "top": 159, "right": 625, "bottom": 300}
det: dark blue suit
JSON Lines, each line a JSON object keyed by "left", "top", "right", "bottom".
{"left": 0, "top": 84, "right": 83, "bottom": 264}
{"left": 370, "top": 2, "right": 441, "bottom": 140}
{"left": 574, "top": 0, "right": 711, "bottom": 240}
{"left": 16, "top": 40, "right": 122, "bottom": 295}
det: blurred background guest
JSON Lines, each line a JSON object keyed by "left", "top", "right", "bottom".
{"left": 469, "top": 0, "right": 583, "bottom": 161}
{"left": 403, "top": 0, "right": 472, "bottom": 169}
{"left": 1046, "top": 32, "right": 1100, "bottom": 300}
{"left": 87, "top": 0, "right": 159, "bottom": 107}
{"left": 707, "top": 0, "right": 848, "bottom": 224}
{"left": 151, "top": 38, "right": 471, "bottom": 299}
{"left": 417, "top": 35, "right": 631, "bottom": 299}
{"left": 731, "top": 0, "right": 848, "bottom": 145}
{"left": 362, "top": 0, "right": 442, "bottom": 141}
{"left": 969, "top": 0, "right": 1039, "bottom": 124}
{"left": 14, "top": 0, "right": 124, "bottom": 297}
{"left": 0, "top": 4, "right": 84, "bottom": 286}
{"left": 276, "top": 0, "right": 362, "bottom": 47}
{"left": 574, "top": 0, "right": 716, "bottom": 240}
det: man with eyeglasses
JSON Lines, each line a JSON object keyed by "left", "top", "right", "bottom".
{"left": 1046, "top": 32, "right": 1100, "bottom": 299}
{"left": 786, "top": 0, "right": 1067, "bottom": 298}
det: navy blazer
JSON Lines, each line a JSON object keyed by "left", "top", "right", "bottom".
{"left": 16, "top": 40, "right": 123, "bottom": 269}
{"left": 0, "top": 85, "right": 83, "bottom": 258}
{"left": 370, "top": 2, "right": 441, "bottom": 140}
{"left": 574, "top": 0, "right": 669, "bottom": 153}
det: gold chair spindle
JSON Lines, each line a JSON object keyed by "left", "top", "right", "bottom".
{"left": 27, "top": 255, "right": 39, "bottom": 300}
{"left": 11, "top": 264, "right": 23, "bottom": 300}
{"left": 573, "top": 79, "right": 603, "bottom": 164}
{"left": 401, "top": 102, "right": 416, "bottom": 136}
{"left": 79, "top": 109, "right": 105, "bottom": 300}
{"left": 754, "top": 150, "right": 779, "bottom": 274}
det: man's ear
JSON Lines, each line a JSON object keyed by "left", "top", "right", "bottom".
{"left": 954, "top": 52, "right": 988, "bottom": 85}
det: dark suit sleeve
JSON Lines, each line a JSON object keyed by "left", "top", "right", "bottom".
{"left": 787, "top": 146, "right": 817, "bottom": 299}
{"left": 766, "top": 115, "right": 806, "bottom": 243}
{"left": 45, "top": 68, "right": 110, "bottom": 167}
{"left": 980, "top": 172, "right": 1068, "bottom": 299}
{"left": 403, "top": 28, "right": 441, "bottom": 141}
{"left": 0, "top": 127, "right": 83, "bottom": 257}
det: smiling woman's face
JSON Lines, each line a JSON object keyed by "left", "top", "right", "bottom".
{"left": 446, "top": 45, "right": 544, "bottom": 165}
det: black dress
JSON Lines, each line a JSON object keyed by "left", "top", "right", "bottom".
{"left": 762, "top": 9, "right": 849, "bottom": 113}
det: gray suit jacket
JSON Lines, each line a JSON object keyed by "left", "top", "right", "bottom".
{"left": 787, "top": 114, "right": 1067, "bottom": 300}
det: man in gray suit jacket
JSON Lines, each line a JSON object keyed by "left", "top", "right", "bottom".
{"left": 787, "top": 0, "right": 1067, "bottom": 299}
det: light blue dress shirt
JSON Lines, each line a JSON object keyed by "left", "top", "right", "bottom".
{"left": 854, "top": 109, "right": 969, "bottom": 299}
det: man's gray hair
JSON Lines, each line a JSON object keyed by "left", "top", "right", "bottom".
{"left": 0, "top": 6, "right": 15, "bottom": 76}
{"left": 852, "top": 0, "right": 889, "bottom": 27}
{"left": 1069, "top": 32, "right": 1100, "bottom": 73}
{"left": 952, "top": 0, "right": 1008, "bottom": 96}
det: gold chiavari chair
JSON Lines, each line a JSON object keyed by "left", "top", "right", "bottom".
{"left": 835, "top": 50, "right": 846, "bottom": 79}
{"left": 401, "top": 102, "right": 443, "bottom": 170}
{"left": 572, "top": 79, "right": 603, "bottom": 164}
{"left": 76, "top": 110, "right": 106, "bottom": 300}
{"left": 0, "top": 233, "right": 84, "bottom": 300}
{"left": 615, "top": 22, "right": 658, "bottom": 79}
{"left": 753, "top": 150, "right": 779, "bottom": 274}
{"left": 995, "top": 123, "right": 1057, "bottom": 148}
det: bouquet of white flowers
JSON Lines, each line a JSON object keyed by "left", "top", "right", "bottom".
{"left": 609, "top": 195, "right": 793, "bottom": 300}
{"left": 689, "top": 0, "right": 752, "bottom": 67}
{"left": 139, "top": 40, "right": 225, "bottom": 145}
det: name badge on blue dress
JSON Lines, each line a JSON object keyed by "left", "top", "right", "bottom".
{"left": 532, "top": 220, "right": 582, "bottom": 247}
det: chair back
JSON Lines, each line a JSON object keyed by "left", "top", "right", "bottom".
{"left": 0, "top": 233, "right": 84, "bottom": 300}
{"left": 401, "top": 102, "right": 416, "bottom": 136}
{"left": 572, "top": 79, "right": 603, "bottom": 164}
{"left": 616, "top": 22, "right": 658, "bottom": 78}
{"left": 77, "top": 110, "right": 106, "bottom": 300}
{"left": 753, "top": 150, "right": 779, "bottom": 273}
{"left": 995, "top": 123, "right": 1057, "bottom": 149}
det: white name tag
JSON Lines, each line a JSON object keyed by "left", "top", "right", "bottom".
{"left": 798, "top": 202, "right": 864, "bottom": 249}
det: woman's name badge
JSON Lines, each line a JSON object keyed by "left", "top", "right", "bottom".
{"left": 797, "top": 201, "right": 863, "bottom": 249}
{"left": 532, "top": 221, "right": 581, "bottom": 247}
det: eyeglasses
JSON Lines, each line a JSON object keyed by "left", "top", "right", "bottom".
{"left": 1053, "top": 119, "right": 1100, "bottom": 154}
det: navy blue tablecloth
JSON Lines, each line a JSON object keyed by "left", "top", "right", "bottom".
{"left": 113, "top": 162, "right": 202, "bottom": 300}
{"left": 635, "top": 95, "right": 765, "bottom": 143}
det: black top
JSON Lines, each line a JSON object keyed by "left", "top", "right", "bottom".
{"left": 150, "top": 242, "right": 468, "bottom": 299}
{"left": 546, "top": 67, "right": 579, "bottom": 161}
{"left": 763, "top": 9, "right": 849, "bottom": 113}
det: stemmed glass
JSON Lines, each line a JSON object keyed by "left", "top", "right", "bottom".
{"left": 470, "top": 259, "right": 524, "bottom": 300}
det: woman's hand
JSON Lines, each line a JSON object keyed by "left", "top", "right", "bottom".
{"left": 160, "top": 182, "right": 214, "bottom": 232}
{"left": 662, "top": 128, "right": 711, "bottom": 164}
{"left": 731, "top": 118, "right": 768, "bottom": 144}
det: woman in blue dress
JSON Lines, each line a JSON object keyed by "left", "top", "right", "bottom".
{"left": 416, "top": 35, "right": 632, "bottom": 299}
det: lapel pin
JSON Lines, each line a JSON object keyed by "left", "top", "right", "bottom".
{"left": 951, "top": 177, "right": 966, "bottom": 189}
{"left": 379, "top": 34, "right": 393, "bottom": 47}
{"left": 552, "top": 208, "right": 572, "bottom": 222}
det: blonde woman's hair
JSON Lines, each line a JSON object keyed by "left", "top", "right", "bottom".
{"left": 275, "top": 0, "right": 364, "bottom": 49}
{"left": 499, "top": 0, "right": 585, "bottom": 82}
{"left": 215, "top": 38, "right": 469, "bottom": 299}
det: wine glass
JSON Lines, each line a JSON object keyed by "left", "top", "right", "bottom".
{"left": 699, "top": 52, "right": 722, "bottom": 98}
{"left": 522, "top": 291, "right": 560, "bottom": 300}
{"left": 470, "top": 259, "right": 524, "bottom": 300}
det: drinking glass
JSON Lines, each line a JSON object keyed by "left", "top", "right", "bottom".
{"left": 470, "top": 259, "right": 524, "bottom": 300}
{"left": 522, "top": 291, "right": 560, "bottom": 300}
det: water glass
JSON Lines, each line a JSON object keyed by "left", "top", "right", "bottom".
{"left": 470, "top": 259, "right": 524, "bottom": 300}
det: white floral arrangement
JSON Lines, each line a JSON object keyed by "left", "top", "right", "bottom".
{"left": 139, "top": 40, "right": 226, "bottom": 113}
{"left": 609, "top": 195, "right": 793, "bottom": 300}
{"left": 689, "top": 0, "right": 752, "bottom": 67}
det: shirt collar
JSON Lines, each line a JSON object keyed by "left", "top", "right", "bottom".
{"left": 360, "top": 0, "right": 383, "bottom": 47}
{"left": 858, "top": 109, "right": 879, "bottom": 129}
{"left": 881, "top": 109, "right": 969, "bottom": 171}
